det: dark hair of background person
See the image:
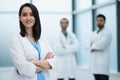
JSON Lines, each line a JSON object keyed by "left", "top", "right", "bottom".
{"left": 60, "top": 18, "right": 69, "bottom": 24}
{"left": 96, "top": 14, "right": 106, "bottom": 21}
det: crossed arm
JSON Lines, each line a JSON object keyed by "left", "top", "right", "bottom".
{"left": 28, "top": 52, "right": 54, "bottom": 73}
{"left": 90, "top": 32, "right": 112, "bottom": 52}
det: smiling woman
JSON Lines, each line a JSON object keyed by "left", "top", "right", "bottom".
{"left": 19, "top": 7, "right": 35, "bottom": 29}
{"left": 18, "top": 3, "right": 40, "bottom": 41}
{"left": 9, "top": 3, "right": 56, "bottom": 80}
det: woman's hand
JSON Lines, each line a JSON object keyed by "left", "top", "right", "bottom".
{"left": 45, "top": 52, "right": 54, "bottom": 59}
{"left": 28, "top": 59, "right": 46, "bottom": 72}
{"left": 28, "top": 59, "right": 52, "bottom": 69}
{"left": 28, "top": 59, "right": 40, "bottom": 66}
{"left": 28, "top": 52, "right": 54, "bottom": 70}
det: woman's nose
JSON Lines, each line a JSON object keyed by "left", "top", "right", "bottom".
{"left": 27, "top": 15, "right": 30, "bottom": 20}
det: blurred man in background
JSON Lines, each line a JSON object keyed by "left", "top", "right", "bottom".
{"left": 53, "top": 18, "right": 79, "bottom": 80}
{"left": 88, "top": 14, "right": 112, "bottom": 80}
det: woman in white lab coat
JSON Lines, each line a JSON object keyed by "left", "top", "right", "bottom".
{"left": 52, "top": 18, "right": 79, "bottom": 79}
{"left": 9, "top": 3, "right": 56, "bottom": 80}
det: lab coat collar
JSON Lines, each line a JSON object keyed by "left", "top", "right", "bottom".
{"left": 18, "top": 34, "right": 38, "bottom": 55}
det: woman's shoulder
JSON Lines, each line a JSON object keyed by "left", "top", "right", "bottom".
{"left": 11, "top": 34, "right": 24, "bottom": 42}
{"left": 10, "top": 34, "right": 23, "bottom": 46}
{"left": 11, "top": 34, "right": 20, "bottom": 40}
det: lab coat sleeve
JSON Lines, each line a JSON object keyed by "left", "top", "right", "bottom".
{"left": 9, "top": 36, "right": 36, "bottom": 77}
{"left": 43, "top": 39, "right": 56, "bottom": 69}
{"left": 85, "top": 32, "right": 94, "bottom": 51}
{"left": 65, "top": 33, "right": 79, "bottom": 53}
{"left": 91, "top": 31, "right": 112, "bottom": 51}
{"left": 53, "top": 37, "right": 67, "bottom": 55}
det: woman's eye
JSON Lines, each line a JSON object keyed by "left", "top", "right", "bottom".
{"left": 22, "top": 13, "right": 27, "bottom": 16}
{"left": 21, "top": 13, "right": 33, "bottom": 17}
{"left": 30, "top": 13, "right": 33, "bottom": 16}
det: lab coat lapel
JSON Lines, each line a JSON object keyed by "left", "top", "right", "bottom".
{"left": 93, "top": 29, "right": 104, "bottom": 43}
{"left": 18, "top": 35, "right": 38, "bottom": 58}
{"left": 61, "top": 32, "right": 72, "bottom": 45}
{"left": 67, "top": 33, "right": 72, "bottom": 41}
{"left": 61, "top": 32, "right": 67, "bottom": 43}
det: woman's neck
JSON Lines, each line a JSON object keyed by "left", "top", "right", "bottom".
{"left": 25, "top": 28, "right": 36, "bottom": 43}
{"left": 25, "top": 28, "right": 33, "bottom": 36}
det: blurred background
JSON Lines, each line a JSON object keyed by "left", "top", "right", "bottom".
{"left": 0, "top": 0, "right": 120, "bottom": 80}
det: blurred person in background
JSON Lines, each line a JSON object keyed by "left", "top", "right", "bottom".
{"left": 53, "top": 18, "right": 79, "bottom": 80}
{"left": 87, "top": 14, "right": 112, "bottom": 80}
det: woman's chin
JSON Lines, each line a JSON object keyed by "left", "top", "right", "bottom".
{"left": 25, "top": 25, "right": 34, "bottom": 28}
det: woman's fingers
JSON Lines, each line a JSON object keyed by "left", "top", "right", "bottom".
{"left": 45, "top": 52, "right": 54, "bottom": 59}
{"left": 45, "top": 52, "right": 50, "bottom": 59}
{"left": 48, "top": 52, "right": 54, "bottom": 58}
{"left": 47, "top": 52, "right": 51, "bottom": 58}
{"left": 46, "top": 52, "right": 51, "bottom": 59}
{"left": 50, "top": 54, "right": 54, "bottom": 58}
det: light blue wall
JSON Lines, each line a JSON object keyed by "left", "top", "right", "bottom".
{"left": 0, "top": 14, "right": 19, "bottom": 67}
{"left": 75, "top": 11, "right": 92, "bottom": 68}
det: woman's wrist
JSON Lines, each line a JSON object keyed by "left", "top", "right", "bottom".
{"left": 28, "top": 59, "right": 39, "bottom": 66}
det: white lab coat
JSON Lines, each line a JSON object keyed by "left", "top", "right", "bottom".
{"left": 53, "top": 31, "right": 79, "bottom": 78}
{"left": 9, "top": 34, "right": 56, "bottom": 80}
{"left": 88, "top": 27, "right": 112, "bottom": 75}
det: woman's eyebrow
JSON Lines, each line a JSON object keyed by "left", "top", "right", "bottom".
{"left": 21, "top": 12, "right": 27, "bottom": 14}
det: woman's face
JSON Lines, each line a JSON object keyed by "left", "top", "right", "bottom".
{"left": 19, "top": 7, "right": 35, "bottom": 29}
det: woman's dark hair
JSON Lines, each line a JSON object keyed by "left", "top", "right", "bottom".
{"left": 19, "top": 3, "right": 41, "bottom": 41}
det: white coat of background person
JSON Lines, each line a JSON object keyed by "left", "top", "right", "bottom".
{"left": 52, "top": 18, "right": 79, "bottom": 80}
{"left": 9, "top": 3, "right": 56, "bottom": 80}
{"left": 87, "top": 14, "right": 112, "bottom": 80}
